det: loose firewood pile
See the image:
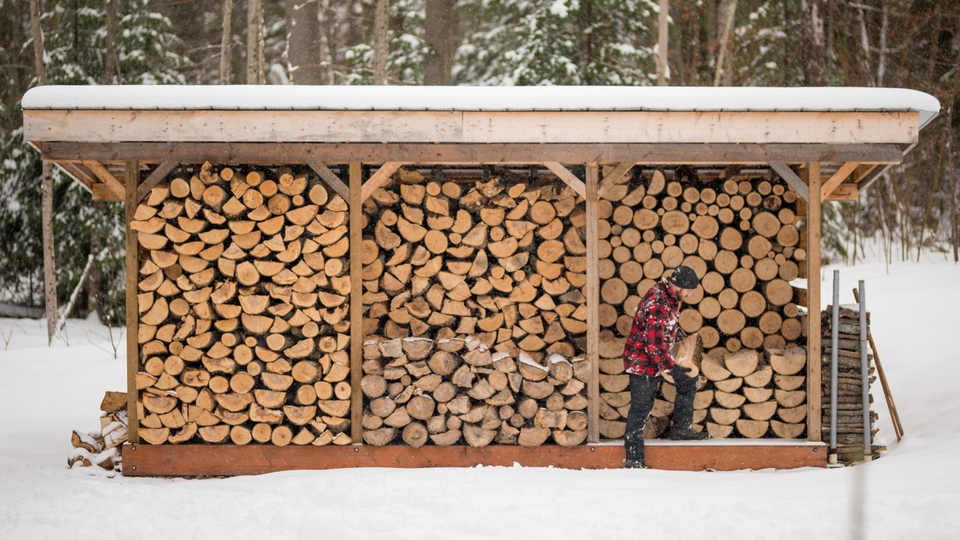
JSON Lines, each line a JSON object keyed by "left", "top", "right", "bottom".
{"left": 596, "top": 168, "right": 808, "bottom": 439}
{"left": 68, "top": 392, "right": 128, "bottom": 472}
{"left": 359, "top": 168, "right": 591, "bottom": 447}
{"left": 133, "top": 163, "right": 353, "bottom": 447}
{"left": 821, "top": 306, "right": 882, "bottom": 462}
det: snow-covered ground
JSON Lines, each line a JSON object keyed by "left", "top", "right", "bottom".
{"left": 1, "top": 255, "right": 959, "bottom": 539}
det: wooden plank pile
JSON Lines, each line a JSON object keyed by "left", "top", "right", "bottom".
{"left": 596, "top": 167, "right": 809, "bottom": 439}
{"left": 68, "top": 391, "right": 128, "bottom": 471}
{"left": 359, "top": 168, "right": 591, "bottom": 447}
{"left": 133, "top": 163, "right": 353, "bottom": 447}
{"left": 821, "top": 306, "right": 882, "bottom": 462}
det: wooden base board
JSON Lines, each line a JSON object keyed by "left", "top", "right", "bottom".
{"left": 122, "top": 441, "right": 826, "bottom": 476}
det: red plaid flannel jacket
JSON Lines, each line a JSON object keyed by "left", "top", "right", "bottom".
{"left": 622, "top": 280, "right": 684, "bottom": 376}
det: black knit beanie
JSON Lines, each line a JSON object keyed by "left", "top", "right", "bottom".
{"left": 669, "top": 265, "right": 699, "bottom": 290}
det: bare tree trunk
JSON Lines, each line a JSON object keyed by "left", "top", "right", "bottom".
{"left": 285, "top": 0, "right": 324, "bottom": 84}
{"left": 220, "top": 0, "right": 233, "bottom": 84}
{"left": 246, "top": 0, "right": 264, "bottom": 84}
{"left": 373, "top": 0, "right": 389, "bottom": 85}
{"left": 31, "top": 0, "right": 57, "bottom": 344}
{"left": 917, "top": 135, "right": 947, "bottom": 261}
{"left": 423, "top": 0, "right": 456, "bottom": 85}
{"left": 856, "top": 4, "right": 873, "bottom": 86}
{"left": 801, "top": 0, "right": 826, "bottom": 85}
{"left": 656, "top": 0, "right": 669, "bottom": 86}
{"left": 712, "top": 0, "right": 737, "bottom": 86}
{"left": 104, "top": 0, "right": 120, "bottom": 84}
{"left": 877, "top": 0, "right": 888, "bottom": 86}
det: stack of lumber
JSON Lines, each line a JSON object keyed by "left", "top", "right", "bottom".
{"left": 596, "top": 167, "right": 808, "bottom": 439}
{"left": 68, "top": 391, "right": 128, "bottom": 472}
{"left": 133, "top": 162, "right": 352, "bottom": 447}
{"left": 360, "top": 168, "right": 590, "bottom": 447}
{"left": 821, "top": 306, "right": 882, "bottom": 462}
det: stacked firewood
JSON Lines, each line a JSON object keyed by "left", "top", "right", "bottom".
{"left": 821, "top": 306, "right": 881, "bottom": 462}
{"left": 359, "top": 168, "right": 590, "bottom": 447}
{"left": 133, "top": 162, "right": 352, "bottom": 447}
{"left": 68, "top": 392, "right": 128, "bottom": 472}
{"left": 597, "top": 168, "right": 807, "bottom": 438}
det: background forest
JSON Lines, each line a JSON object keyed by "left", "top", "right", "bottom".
{"left": 0, "top": 0, "right": 957, "bottom": 325}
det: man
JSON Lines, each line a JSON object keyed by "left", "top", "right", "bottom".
{"left": 622, "top": 265, "right": 708, "bottom": 469}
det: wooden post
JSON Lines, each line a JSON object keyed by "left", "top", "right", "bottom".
{"left": 349, "top": 162, "right": 363, "bottom": 444}
{"left": 806, "top": 162, "right": 822, "bottom": 443}
{"left": 125, "top": 160, "right": 140, "bottom": 443}
{"left": 586, "top": 163, "right": 600, "bottom": 443}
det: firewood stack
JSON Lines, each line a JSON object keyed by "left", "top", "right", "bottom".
{"left": 133, "top": 163, "right": 353, "bottom": 447}
{"left": 821, "top": 306, "right": 882, "bottom": 463}
{"left": 359, "top": 168, "right": 591, "bottom": 447}
{"left": 597, "top": 168, "right": 808, "bottom": 439}
{"left": 68, "top": 391, "right": 128, "bottom": 472}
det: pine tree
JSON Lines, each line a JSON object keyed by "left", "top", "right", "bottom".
{"left": 454, "top": 0, "right": 658, "bottom": 86}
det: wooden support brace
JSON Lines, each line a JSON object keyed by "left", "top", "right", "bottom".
{"left": 349, "top": 163, "right": 363, "bottom": 445}
{"left": 805, "top": 162, "right": 822, "bottom": 443}
{"left": 53, "top": 162, "right": 95, "bottom": 194}
{"left": 820, "top": 162, "right": 860, "bottom": 200}
{"left": 824, "top": 184, "right": 860, "bottom": 201}
{"left": 542, "top": 162, "right": 586, "bottom": 198}
{"left": 769, "top": 162, "right": 810, "bottom": 201}
{"left": 125, "top": 160, "right": 141, "bottom": 444}
{"left": 359, "top": 162, "right": 403, "bottom": 203}
{"left": 307, "top": 161, "right": 350, "bottom": 201}
{"left": 82, "top": 160, "right": 126, "bottom": 200}
{"left": 585, "top": 164, "right": 600, "bottom": 443}
{"left": 137, "top": 160, "right": 180, "bottom": 202}
{"left": 598, "top": 162, "right": 635, "bottom": 190}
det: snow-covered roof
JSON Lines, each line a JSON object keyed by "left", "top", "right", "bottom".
{"left": 22, "top": 85, "right": 940, "bottom": 129}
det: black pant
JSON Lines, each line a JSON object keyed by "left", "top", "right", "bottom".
{"left": 624, "top": 369, "right": 698, "bottom": 462}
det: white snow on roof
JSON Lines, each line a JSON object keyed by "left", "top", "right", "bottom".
{"left": 21, "top": 85, "right": 941, "bottom": 128}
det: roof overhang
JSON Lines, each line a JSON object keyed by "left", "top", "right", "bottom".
{"left": 20, "top": 85, "right": 940, "bottom": 202}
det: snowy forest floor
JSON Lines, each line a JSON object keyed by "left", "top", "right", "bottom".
{"left": 1, "top": 255, "right": 959, "bottom": 539}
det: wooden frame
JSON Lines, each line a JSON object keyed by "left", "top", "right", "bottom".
{"left": 23, "top": 90, "right": 936, "bottom": 472}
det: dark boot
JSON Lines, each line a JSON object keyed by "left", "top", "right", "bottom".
{"left": 624, "top": 457, "right": 647, "bottom": 469}
{"left": 666, "top": 427, "right": 709, "bottom": 441}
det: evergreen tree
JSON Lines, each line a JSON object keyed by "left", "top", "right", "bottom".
{"left": 454, "top": 0, "right": 658, "bottom": 85}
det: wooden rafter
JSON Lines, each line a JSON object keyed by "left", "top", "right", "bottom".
{"left": 137, "top": 160, "right": 180, "bottom": 202}
{"left": 768, "top": 162, "right": 810, "bottom": 201}
{"left": 52, "top": 161, "right": 95, "bottom": 194}
{"left": 307, "top": 161, "right": 350, "bottom": 201}
{"left": 82, "top": 159, "right": 125, "bottom": 199}
{"left": 820, "top": 162, "right": 860, "bottom": 200}
{"left": 359, "top": 162, "right": 403, "bottom": 203}
{"left": 542, "top": 162, "right": 586, "bottom": 198}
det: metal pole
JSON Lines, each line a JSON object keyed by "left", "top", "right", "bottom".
{"left": 829, "top": 270, "right": 840, "bottom": 465}
{"left": 859, "top": 280, "right": 872, "bottom": 462}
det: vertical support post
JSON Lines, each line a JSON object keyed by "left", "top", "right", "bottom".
{"left": 125, "top": 160, "right": 140, "bottom": 443}
{"left": 349, "top": 163, "right": 363, "bottom": 444}
{"left": 586, "top": 163, "right": 600, "bottom": 443}
{"left": 859, "top": 280, "right": 872, "bottom": 461}
{"left": 829, "top": 270, "right": 840, "bottom": 464}
{"left": 806, "top": 162, "right": 822, "bottom": 443}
